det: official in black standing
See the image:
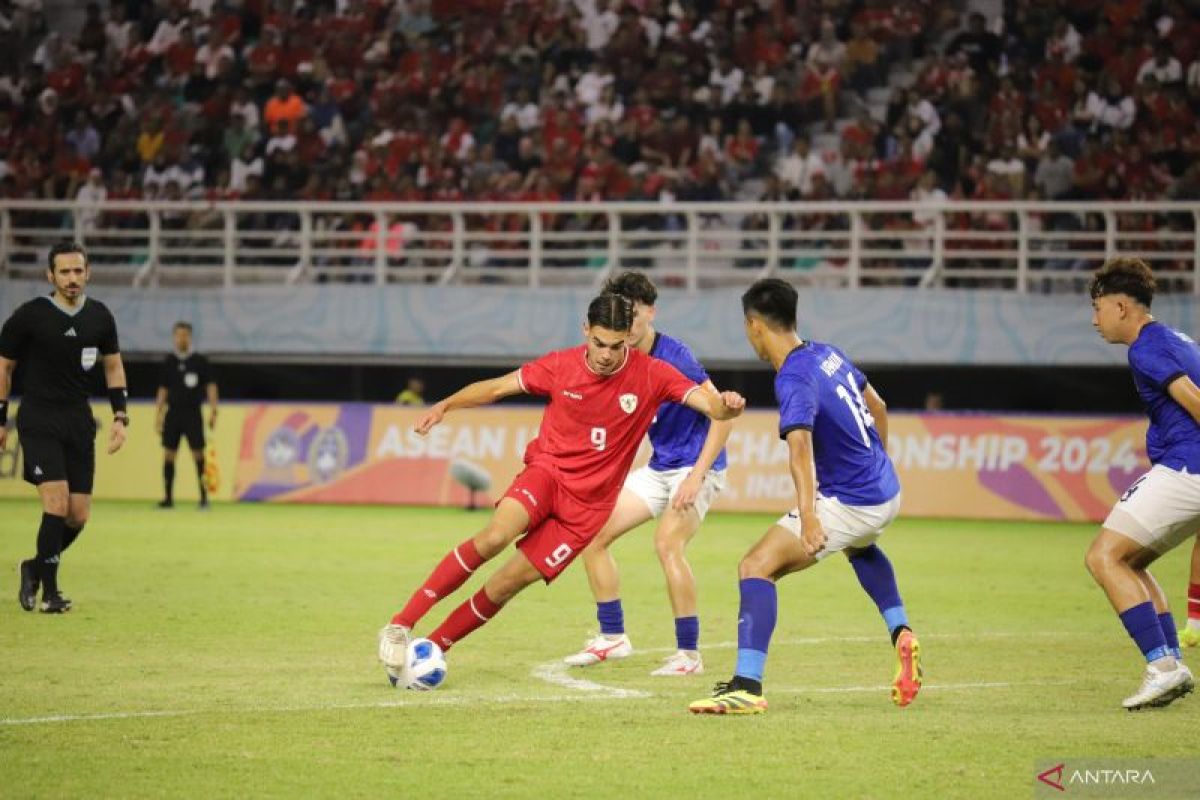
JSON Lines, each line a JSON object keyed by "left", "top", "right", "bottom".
{"left": 0, "top": 241, "right": 128, "bottom": 613}
{"left": 154, "top": 321, "right": 217, "bottom": 509}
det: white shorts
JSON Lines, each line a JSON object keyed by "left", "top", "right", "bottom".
{"left": 774, "top": 493, "right": 902, "bottom": 561}
{"left": 1104, "top": 464, "right": 1200, "bottom": 554}
{"left": 623, "top": 465, "right": 727, "bottom": 520}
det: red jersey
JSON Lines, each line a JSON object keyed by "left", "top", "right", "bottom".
{"left": 518, "top": 345, "right": 698, "bottom": 507}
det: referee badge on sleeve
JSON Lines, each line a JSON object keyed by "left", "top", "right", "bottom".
{"left": 619, "top": 393, "right": 638, "bottom": 414}
{"left": 80, "top": 347, "right": 98, "bottom": 371}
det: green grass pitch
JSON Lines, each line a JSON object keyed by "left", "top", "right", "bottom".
{"left": 1, "top": 498, "right": 1196, "bottom": 798}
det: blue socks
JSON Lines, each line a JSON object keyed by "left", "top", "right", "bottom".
{"left": 734, "top": 578, "right": 777, "bottom": 682}
{"left": 848, "top": 545, "right": 909, "bottom": 636}
{"left": 1120, "top": 602, "right": 1172, "bottom": 663}
{"left": 675, "top": 616, "right": 699, "bottom": 652}
{"left": 1159, "top": 611, "right": 1182, "bottom": 660}
{"left": 596, "top": 600, "right": 624, "bottom": 636}
{"left": 597, "top": 600, "right": 701, "bottom": 652}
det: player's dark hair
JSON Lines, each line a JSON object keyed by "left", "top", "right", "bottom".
{"left": 173, "top": 321, "right": 193, "bottom": 332}
{"left": 742, "top": 278, "right": 797, "bottom": 330}
{"left": 586, "top": 293, "right": 634, "bottom": 332}
{"left": 47, "top": 241, "right": 87, "bottom": 272}
{"left": 602, "top": 271, "right": 658, "bottom": 307}
{"left": 1089, "top": 257, "right": 1156, "bottom": 308}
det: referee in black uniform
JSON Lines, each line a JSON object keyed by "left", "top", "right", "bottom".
{"left": 154, "top": 321, "right": 217, "bottom": 509}
{"left": 0, "top": 241, "right": 128, "bottom": 613}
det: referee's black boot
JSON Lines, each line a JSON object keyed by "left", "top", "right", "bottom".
{"left": 17, "top": 560, "right": 39, "bottom": 611}
{"left": 157, "top": 499, "right": 174, "bottom": 509}
{"left": 39, "top": 593, "right": 72, "bottom": 614}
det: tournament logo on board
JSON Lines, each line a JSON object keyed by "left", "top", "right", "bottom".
{"left": 309, "top": 427, "right": 350, "bottom": 483}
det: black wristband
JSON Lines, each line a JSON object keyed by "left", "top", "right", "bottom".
{"left": 109, "top": 387, "right": 128, "bottom": 415}
{"left": 0, "top": 399, "right": 7, "bottom": 427}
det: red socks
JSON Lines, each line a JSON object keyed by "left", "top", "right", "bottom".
{"left": 392, "top": 539, "right": 484, "bottom": 629}
{"left": 1188, "top": 582, "right": 1200, "bottom": 623}
{"left": 429, "top": 588, "right": 503, "bottom": 651}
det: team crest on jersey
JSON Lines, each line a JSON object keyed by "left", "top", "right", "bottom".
{"left": 619, "top": 393, "right": 638, "bottom": 414}
{"left": 80, "top": 347, "right": 98, "bottom": 371}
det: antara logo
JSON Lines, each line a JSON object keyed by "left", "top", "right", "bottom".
{"left": 1037, "top": 763, "right": 1157, "bottom": 792}
{"left": 1037, "top": 764, "right": 1065, "bottom": 792}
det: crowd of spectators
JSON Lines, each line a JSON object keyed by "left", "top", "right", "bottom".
{"left": 0, "top": 0, "right": 1198, "bottom": 277}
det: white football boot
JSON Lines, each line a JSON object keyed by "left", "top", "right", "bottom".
{"left": 650, "top": 650, "right": 704, "bottom": 676}
{"left": 1122, "top": 661, "right": 1194, "bottom": 710}
{"left": 563, "top": 633, "right": 633, "bottom": 666}
{"left": 378, "top": 623, "right": 411, "bottom": 667}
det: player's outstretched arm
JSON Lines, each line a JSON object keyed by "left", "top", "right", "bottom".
{"left": 414, "top": 370, "right": 525, "bottom": 435}
{"left": 786, "top": 428, "right": 825, "bottom": 556}
{"left": 1167, "top": 375, "right": 1200, "bottom": 425}
{"left": 683, "top": 386, "right": 745, "bottom": 421}
{"left": 0, "top": 355, "right": 14, "bottom": 449}
{"left": 102, "top": 353, "right": 128, "bottom": 455}
{"left": 863, "top": 383, "right": 889, "bottom": 452}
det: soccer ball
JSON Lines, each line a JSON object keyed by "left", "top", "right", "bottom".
{"left": 388, "top": 637, "right": 448, "bottom": 691}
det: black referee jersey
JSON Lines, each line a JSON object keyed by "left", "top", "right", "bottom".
{"left": 0, "top": 294, "right": 120, "bottom": 405}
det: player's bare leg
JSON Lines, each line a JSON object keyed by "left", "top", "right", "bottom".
{"left": 690, "top": 525, "right": 815, "bottom": 715}
{"left": 426, "top": 549, "right": 544, "bottom": 651}
{"left": 1182, "top": 535, "right": 1200, "bottom": 648}
{"left": 159, "top": 448, "right": 177, "bottom": 508}
{"left": 1086, "top": 529, "right": 1193, "bottom": 709}
{"left": 564, "top": 491, "right": 652, "bottom": 667}
{"left": 380, "top": 498, "right": 531, "bottom": 669}
{"left": 649, "top": 505, "right": 704, "bottom": 675}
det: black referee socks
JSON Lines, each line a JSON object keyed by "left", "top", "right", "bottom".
{"left": 35, "top": 512, "right": 67, "bottom": 596}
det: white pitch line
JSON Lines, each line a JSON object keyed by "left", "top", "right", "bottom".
{"left": 0, "top": 692, "right": 635, "bottom": 727}
{"left": 530, "top": 660, "right": 652, "bottom": 699}
{"left": 0, "top": 632, "right": 1090, "bottom": 727}
{"left": 772, "top": 679, "right": 1077, "bottom": 695}
{"left": 635, "top": 630, "right": 1082, "bottom": 656}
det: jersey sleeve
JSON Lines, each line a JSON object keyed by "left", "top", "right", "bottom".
{"left": 518, "top": 351, "right": 558, "bottom": 397}
{"left": 0, "top": 306, "right": 29, "bottom": 360}
{"left": 198, "top": 355, "right": 214, "bottom": 385}
{"left": 776, "top": 368, "right": 819, "bottom": 439}
{"left": 1131, "top": 338, "right": 1188, "bottom": 390}
{"left": 158, "top": 356, "right": 172, "bottom": 388}
{"left": 649, "top": 357, "right": 699, "bottom": 405}
{"left": 98, "top": 305, "right": 120, "bottom": 355}
{"left": 669, "top": 341, "right": 710, "bottom": 386}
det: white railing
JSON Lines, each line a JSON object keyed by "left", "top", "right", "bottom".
{"left": 2, "top": 200, "right": 1198, "bottom": 292}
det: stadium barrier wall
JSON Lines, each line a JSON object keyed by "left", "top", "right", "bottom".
{"left": 3, "top": 279, "right": 1196, "bottom": 366}
{"left": 0, "top": 402, "right": 1148, "bottom": 521}
{"left": 0, "top": 402, "right": 247, "bottom": 503}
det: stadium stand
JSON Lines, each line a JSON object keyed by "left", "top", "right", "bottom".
{"left": 0, "top": 1, "right": 1198, "bottom": 286}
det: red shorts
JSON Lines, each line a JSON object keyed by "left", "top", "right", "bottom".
{"left": 503, "top": 465, "right": 614, "bottom": 583}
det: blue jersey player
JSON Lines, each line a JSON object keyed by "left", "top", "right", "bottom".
{"left": 563, "top": 271, "right": 733, "bottom": 676}
{"left": 690, "top": 278, "right": 921, "bottom": 714}
{"left": 1086, "top": 257, "right": 1197, "bottom": 710}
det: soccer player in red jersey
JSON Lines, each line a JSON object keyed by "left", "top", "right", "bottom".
{"left": 378, "top": 295, "right": 745, "bottom": 683}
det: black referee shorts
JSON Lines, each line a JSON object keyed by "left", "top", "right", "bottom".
{"left": 162, "top": 408, "right": 205, "bottom": 452}
{"left": 17, "top": 402, "right": 97, "bottom": 494}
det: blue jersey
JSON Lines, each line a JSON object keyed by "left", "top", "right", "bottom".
{"left": 1128, "top": 321, "right": 1200, "bottom": 471}
{"left": 775, "top": 341, "right": 900, "bottom": 506}
{"left": 646, "top": 332, "right": 728, "bottom": 472}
